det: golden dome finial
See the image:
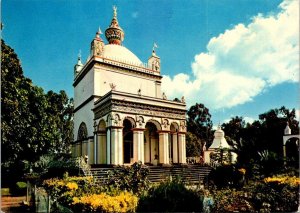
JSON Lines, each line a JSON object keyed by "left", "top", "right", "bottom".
{"left": 113, "top": 5, "right": 117, "bottom": 18}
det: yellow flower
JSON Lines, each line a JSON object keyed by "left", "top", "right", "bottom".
{"left": 264, "top": 175, "right": 300, "bottom": 186}
{"left": 71, "top": 192, "right": 138, "bottom": 212}
{"left": 238, "top": 168, "right": 246, "bottom": 175}
{"left": 66, "top": 182, "right": 78, "bottom": 190}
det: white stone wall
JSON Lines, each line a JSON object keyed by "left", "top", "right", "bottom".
{"left": 74, "top": 68, "right": 94, "bottom": 108}
{"left": 73, "top": 100, "right": 95, "bottom": 140}
{"left": 94, "top": 66, "right": 160, "bottom": 98}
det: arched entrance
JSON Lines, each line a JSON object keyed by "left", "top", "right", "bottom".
{"left": 285, "top": 138, "right": 299, "bottom": 167}
{"left": 97, "top": 120, "right": 107, "bottom": 164}
{"left": 123, "top": 119, "right": 134, "bottom": 164}
{"left": 78, "top": 122, "right": 88, "bottom": 157}
{"left": 145, "top": 120, "right": 161, "bottom": 165}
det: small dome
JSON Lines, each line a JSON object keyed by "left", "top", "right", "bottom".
{"left": 103, "top": 44, "right": 142, "bottom": 65}
{"left": 214, "top": 128, "right": 225, "bottom": 138}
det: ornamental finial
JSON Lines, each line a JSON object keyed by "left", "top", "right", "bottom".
{"left": 96, "top": 27, "right": 103, "bottom": 38}
{"left": 78, "top": 49, "right": 81, "bottom": 59}
{"left": 105, "top": 6, "right": 124, "bottom": 45}
{"left": 152, "top": 42, "right": 158, "bottom": 56}
{"left": 153, "top": 42, "right": 158, "bottom": 51}
{"left": 98, "top": 27, "right": 102, "bottom": 35}
{"left": 113, "top": 5, "right": 117, "bottom": 18}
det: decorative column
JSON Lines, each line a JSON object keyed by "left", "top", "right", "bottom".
{"left": 172, "top": 132, "right": 178, "bottom": 163}
{"left": 116, "top": 128, "right": 123, "bottom": 165}
{"left": 94, "top": 134, "right": 97, "bottom": 164}
{"left": 76, "top": 142, "right": 81, "bottom": 157}
{"left": 88, "top": 138, "right": 94, "bottom": 164}
{"left": 71, "top": 144, "right": 76, "bottom": 157}
{"left": 106, "top": 128, "right": 111, "bottom": 164}
{"left": 158, "top": 131, "right": 170, "bottom": 165}
{"left": 178, "top": 132, "right": 186, "bottom": 164}
{"left": 82, "top": 140, "right": 88, "bottom": 157}
{"left": 110, "top": 127, "right": 123, "bottom": 165}
{"left": 133, "top": 128, "right": 145, "bottom": 164}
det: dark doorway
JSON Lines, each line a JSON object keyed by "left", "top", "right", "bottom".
{"left": 123, "top": 119, "right": 133, "bottom": 163}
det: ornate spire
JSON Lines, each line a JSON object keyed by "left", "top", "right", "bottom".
{"left": 77, "top": 50, "right": 83, "bottom": 65}
{"left": 105, "top": 6, "right": 124, "bottom": 45}
{"left": 113, "top": 5, "right": 117, "bottom": 18}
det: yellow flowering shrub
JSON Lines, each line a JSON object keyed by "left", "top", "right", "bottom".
{"left": 264, "top": 175, "right": 300, "bottom": 187}
{"left": 72, "top": 191, "right": 138, "bottom": 213}
{"left": 66, "top": 182, "right": 78, "bottom": 190}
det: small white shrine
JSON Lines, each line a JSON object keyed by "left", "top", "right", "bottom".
{"left": 72, "top": 7, "right": 187, "bottom": 166}
{"left": 282, "top": 122, "right": 300, "bottom": 163}
{"left": 204, "top": 125, "right": 237, "bottom": 164}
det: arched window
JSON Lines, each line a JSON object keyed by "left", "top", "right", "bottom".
{"left": 78, "top": 122, "right": 88, "bottom": 141}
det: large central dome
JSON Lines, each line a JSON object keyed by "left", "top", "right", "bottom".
{"left": 103, "top": 44, "right": 142, "bottom": 65}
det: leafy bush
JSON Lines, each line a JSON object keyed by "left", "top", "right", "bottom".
{"left": 212, "top": 175, "right": 300, "bottom": 212}
{"left": 106, "top": 161, "right": 149, "bottom": 195}
{"left": 213, "top": 189, "right": 254, "bottom": 212}
{"left": 247, "top": 175, "right": 299, "bottom": 212}
{"left": 43, "top": 175, "right": 98, "bottom": 209}
{"left": 137, "top": 177, "right": 202, "bottom": 212}
{"left": 43, "top": 174, "right": 138, "bottom": 212}
{"left": 207, "top": 165, "right": 244, "bottom": 189}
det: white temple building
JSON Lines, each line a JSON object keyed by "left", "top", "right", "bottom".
{"left": 71, "top": 7, "right": 187, "bottom": 166}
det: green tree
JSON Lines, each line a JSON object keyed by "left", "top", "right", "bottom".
{"left": 46, "top": 90, "right": 74, "bottom": 153}
{"left": 222, "top": 116, "right": 246, "bottom": 146}
{"left": 186, "top": 132, "right": 203, "bottom": 157}
{"left": 1, "top": 40, "right": 73, "bottom": 185}
{"left": 222, "top": 107, "right": 299, "bottom": 177}
{"left": 258, "top": 106, "right": 299, "bottom": 155}
{"left": 186, "top": 103, "right": 213, "bottom": 148}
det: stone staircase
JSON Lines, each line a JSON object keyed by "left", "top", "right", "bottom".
{"left": 147, "top": 165, "right": 212, "bottom": 183}
{"left": 89, "top": 164, "right": 212, "bottom": 184}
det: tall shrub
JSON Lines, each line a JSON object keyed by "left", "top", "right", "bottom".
{"left": 137, "top": 177, "right": 202, "bottom": 212}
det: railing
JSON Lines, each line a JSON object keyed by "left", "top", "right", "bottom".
{"left": 98, "top": 57, "right": 160, "bottom": 76}
{"left": 76, "top": 157, "right": 93, "bottom": 177}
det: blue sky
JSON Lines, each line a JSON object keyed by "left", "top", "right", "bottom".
{"left": 3, "top": 0, "right": 299, "bottom": 126}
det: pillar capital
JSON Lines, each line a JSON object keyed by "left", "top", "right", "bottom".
{"left": 178, "top": 131, "right": 186, "bottom": 135}
{"left": 157, "top": 130, "right": 170, "bottom": 134}
{"left": 109, "top": 126, "right": 123, "bottom": 129}
{"left": 132, "top": 128, "right": 146, "bottom": 132}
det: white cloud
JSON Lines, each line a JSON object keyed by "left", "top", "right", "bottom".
{"left": 244, "top": 116, "right": 255, "bottom": 124}
{"left": 162, "top": 0, "right": 299, "bottom": 109}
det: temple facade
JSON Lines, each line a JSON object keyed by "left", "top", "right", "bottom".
{"left": 72, "top": 7, "right": 187, "bottom": 165}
